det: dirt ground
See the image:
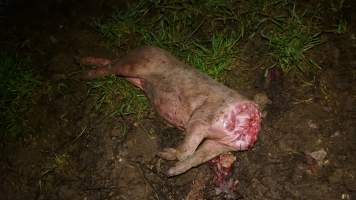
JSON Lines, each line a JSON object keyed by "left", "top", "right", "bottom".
{"left": 0, "top": 0, "right": 355, "bottom": 200}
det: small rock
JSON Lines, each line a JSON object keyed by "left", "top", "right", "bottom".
{"left": 331, "top": 130, "right": 340, "bottom": 137}
{"left": 49, "top": 35, "right": 58, "bottom": 44}
{"left": 308, "top": 149, "right": 327, "bottom": 166}
{"left": 341, "top": 193, "right": 351, "bottom": 200}
{"left": 351, "top": 33, "right": 356, "bottom": 40}
{"left": 307, "top": 120, "right": 318, "bottom": 129}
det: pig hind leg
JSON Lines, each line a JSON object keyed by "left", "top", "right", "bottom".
{"left": 80, "top": 56, "right": 145, "bottom": 89}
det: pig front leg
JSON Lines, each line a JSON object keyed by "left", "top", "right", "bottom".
{"left": 166, "top": 140, "right": 232, "bottom": 176}
{"left": 158, "top": 121, "right": 207, "bottom": 161}
{"left": 158, "top": 120, "right": 233, "bottom": 176}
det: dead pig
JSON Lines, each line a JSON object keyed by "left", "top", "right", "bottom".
{"left": 81, "top": 46, "right": 261, "bottom": 176}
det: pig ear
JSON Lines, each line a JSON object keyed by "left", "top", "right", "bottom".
{"left": 166, "top": 140, "right": 231, "bottom": 176}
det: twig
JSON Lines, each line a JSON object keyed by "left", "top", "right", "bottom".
{"left": 70, "top": 126, "right": 88, "bottom": 146}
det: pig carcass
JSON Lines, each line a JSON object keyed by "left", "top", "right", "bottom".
{"left": 81, "top": 46, "right": 261, "bottom": 176}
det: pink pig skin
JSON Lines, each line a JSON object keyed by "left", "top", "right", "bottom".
{"left": 81, "top": 46, "right": 261, "bottom": 176}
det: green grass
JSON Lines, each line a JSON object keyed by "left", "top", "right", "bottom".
{"left": 262, "top": 5, "right": 321, "bottom": 75}
{"left": 90, "top": 0, "right": 245, "bottom": 116}
{"left": 90, "top": 0, "right": 328, "bottom": 117}
{"left": 95, "top": 0, "right": 324, "bottom": 77}
{"left": 0, "top": 53, "right": 41, "bottom": 138}
{"left": 186, "top": 34, "right": 240, "bottom": 79}
{"left": 335, "top": 19, "right": 347, "bottom": 34}
{"left": 88, "top": 75, "right": 149, "bottom": 119}
{"left": 93, "top": 1, "right": 150, "bottom": 47}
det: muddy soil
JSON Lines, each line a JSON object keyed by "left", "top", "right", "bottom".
{"left": 0, "top": 0, "right": 355, "bottom": 200}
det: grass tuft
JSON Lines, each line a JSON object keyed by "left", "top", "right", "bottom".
{"left": 186, "top": 34, "right": 240, "bottom": 79}
{"left": 335, "top": 19, "right": 347, "bottom": 34}
{"left": 93, "top": 1, "right": 150, "bottom": 47}
{"left": 263, "top": 5, "right": 321, "bottom": 74}
{"left": 88, "top": 75, "right": 149, "bottom": 119}
{"left": 0, "top": 53, "right": 41, "bottom": 138}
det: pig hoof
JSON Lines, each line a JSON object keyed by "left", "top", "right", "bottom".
{"left": 166, "top": 160, "right": 190, "bottom": 177}
{"left": 166, "top": 165, "right": 185, "bottom": 177}
{"left": 158, "top": 148, "right": 178, "bottom": 160}
{"left": 167, "top": 167, "right": 178, "bottom": 177}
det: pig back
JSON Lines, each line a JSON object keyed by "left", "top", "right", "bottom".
{"left": 142, "top": 60, "right": 235, "bottom": 129}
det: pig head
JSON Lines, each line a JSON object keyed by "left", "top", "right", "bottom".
{"left": 81, "top": 46, "right": 261, "bottom": 176}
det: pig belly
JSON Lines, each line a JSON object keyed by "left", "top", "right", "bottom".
{"left": 150, "top": 90, "right": 190, "bottom": 130}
